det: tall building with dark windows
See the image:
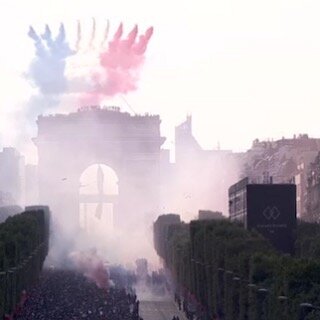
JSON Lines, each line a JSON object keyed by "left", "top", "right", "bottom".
{"left": 229, "top": 177, "right": 297, "bottom": 254}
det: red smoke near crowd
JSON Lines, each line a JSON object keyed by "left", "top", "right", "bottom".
{"left": 69, "top": 250, "right": 109, "bottom": 290}
{"left": 84, "top": 23, "right": 153, "bottom": 104}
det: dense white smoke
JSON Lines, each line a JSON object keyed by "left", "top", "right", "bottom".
{"left": 5, "top": 20, "right": 153, "bottom": 162}
{"left": 0, "top": 20, "right": 242, "bottom": 288}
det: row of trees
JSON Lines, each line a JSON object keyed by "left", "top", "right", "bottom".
{"left": 295, "top": 221, "right": 320, "bottom": 259}
{"left": 0, "top": 207, "right": 50, "bottom": 318}
{"left": 154, "top": 216, "right": 320, "bottom": 320}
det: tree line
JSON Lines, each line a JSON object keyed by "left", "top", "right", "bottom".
{"left": 154, "top": 216, "right": 320, "bottom": 320}
{"left": 0, "top": 207, "right": 50, "bottom": 318}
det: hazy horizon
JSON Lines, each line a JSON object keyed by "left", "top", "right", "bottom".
{"left": 1, "top": 0, "right": 320, "bottom": 164}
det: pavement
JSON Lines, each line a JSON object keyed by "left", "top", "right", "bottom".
{"left": 140, "top": 300, "right": 187, "bottom": 320}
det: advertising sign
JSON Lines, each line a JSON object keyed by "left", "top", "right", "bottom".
{"left": 246, "top": 184, "right": 296, "bottom": 254}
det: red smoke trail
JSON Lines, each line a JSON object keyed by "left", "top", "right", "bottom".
{"left": 83, "top": 23, "right": 153, "bottom": 104}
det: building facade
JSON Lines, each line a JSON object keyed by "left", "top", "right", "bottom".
{"left": 34, "top": 106, "right": 165, "bottom": 231}
{"left": 243, "top": 135, "right": 320, "bottom": 219}
{"left": 169, "top": 116, "right": 241, "bottom": 217}
{"left": 306, "top": 152, "right": 320, "bottom": 222}
{"left": 229, "top": 178, "right": 297, "bottom": 254}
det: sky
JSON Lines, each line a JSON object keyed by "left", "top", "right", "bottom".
{"left": 1, "top": 0, "right": 320, "bottom": 163}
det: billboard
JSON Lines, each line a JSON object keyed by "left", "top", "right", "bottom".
{"left": 246, "top": 184, "right": 297, "bottom": 254}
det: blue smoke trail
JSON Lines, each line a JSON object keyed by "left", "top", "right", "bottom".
{"left": 16, "top": 24, "right": 75, "bottom": 155}
{"left": 41, "top": 24, "right": 54, "bottom": 49}
{"left": 27, "top": 23, "right": 74, "bottom": 97}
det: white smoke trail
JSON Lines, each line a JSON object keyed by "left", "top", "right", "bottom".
{"left": 75, "top": 20, "right": 81, "bottom": 51}
{"left": 89, "top": 18, "right": 96, "bottom": 49}
{"left": 101, "top": 20, "right": 110, "bottom": 47}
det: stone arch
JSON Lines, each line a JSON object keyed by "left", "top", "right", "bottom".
{"left": 34, "top": 107, "right": 165, "bottom": 230}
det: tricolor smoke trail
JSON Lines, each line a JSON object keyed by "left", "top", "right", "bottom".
{"left": 14, "top": 21, "right": 153, "bottom": 157}
{"left": 27, "top": 21, "right": 153, "bottom": 108}
{"left": 83, "top": 23, "right": 154, "bottom": 103}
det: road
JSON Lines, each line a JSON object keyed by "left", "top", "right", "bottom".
{"left": 140, "top": 300, "right": 187, "bottom": 320}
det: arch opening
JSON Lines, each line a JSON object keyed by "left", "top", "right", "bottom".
{"left": 79, "top": 164, "right": 119, "bottom": 234}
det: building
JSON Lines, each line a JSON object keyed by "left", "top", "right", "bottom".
{"left": 243, "top": 134, "right": 320, "bottom": 219}
{"left": 34, "top": 106, "right": 165, "bottom": 231}
{"left": 168, "top": 116, "right": 240, "bottom": 217}
{"left": 228, "top": 177, "right": 249, "bottom": 224}
{"left": 305, "top": 152, "right": 320, "bottom": 222}
{"left": 229, "top": 177, "right": 297, "bottom": 254}
{"left": 0, "top": 147, "right": 25, "bottom": 206}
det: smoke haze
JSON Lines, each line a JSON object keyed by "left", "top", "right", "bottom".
{"left": 0, "top": 18, "right": 241, "bottom": 286}
{"left": 1, "top": 20, "right": 153, "bottom": 161}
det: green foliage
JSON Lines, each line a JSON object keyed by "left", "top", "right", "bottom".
{"left": 0, "top": 209, "right": 50, "bottom": 318}
{"left": 250, "top": 253, "right": 280, "bottom": 287}
{"left": 0, "top": 212, "right": 42, "bottom": 271}
{"left": 154, "top": 216, "right": 320, "bottom": 319}
{"left": 295, "top": 220, "right": 320, "bottom": 259}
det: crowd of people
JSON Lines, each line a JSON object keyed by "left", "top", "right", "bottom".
{"left": 10, "top": 262, "right": 189, "bottom": 320}
{"left": 14, "top": 269, "right": 143, "bottom": 320}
